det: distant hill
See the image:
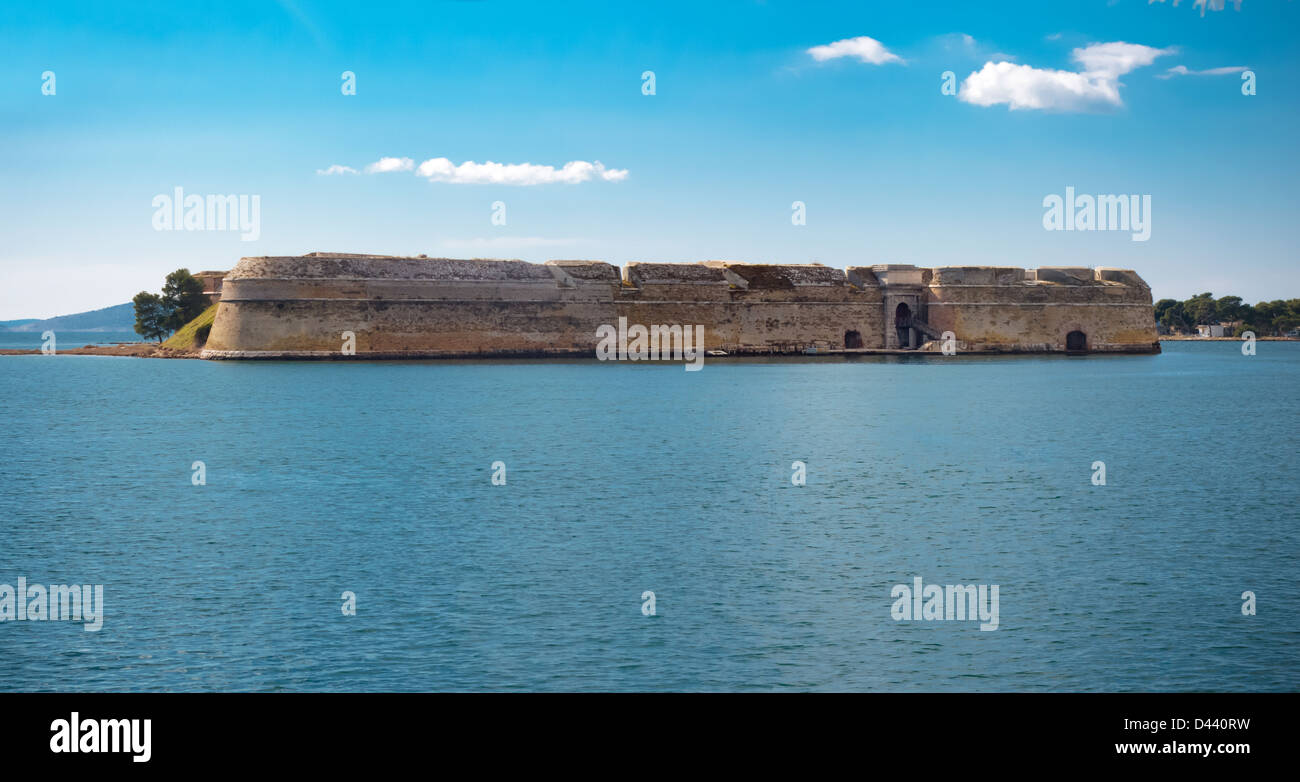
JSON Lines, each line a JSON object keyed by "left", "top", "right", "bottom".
{"left": 0, "top": 303, "right": 135, "bottom": 332}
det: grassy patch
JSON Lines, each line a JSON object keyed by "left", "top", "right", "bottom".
{"left": 162, "top": 303, "right": 219, "bottom": 350}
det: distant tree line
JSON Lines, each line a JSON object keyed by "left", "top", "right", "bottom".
{"left": 133, "top": 269, "right": 207, "bottom": 343}
{"left": 1154, "top": 293, "right": 1300, "bottom": 337}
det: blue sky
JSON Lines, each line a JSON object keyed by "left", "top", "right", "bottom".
{"left": 1, "top": 0, "right": 1297, "bottom": 318}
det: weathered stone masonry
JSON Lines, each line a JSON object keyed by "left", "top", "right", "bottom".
{"left": 201, "top": 252, "right": 1160, "bottom": 358}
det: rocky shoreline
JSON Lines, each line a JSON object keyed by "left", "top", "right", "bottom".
{"left": 1159, "top": 335, "right": 1295, "bottom": 341}
{"left": 0, "top": 343, "right": 196, "bottom": 358}
{"left": 5, "top": 336, "right": 1292, "bottom": 360}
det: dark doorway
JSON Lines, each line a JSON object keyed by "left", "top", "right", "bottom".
{"left": 895, "top": 303, "right": 912, "bottom": 348}
{"left": 1066, "top": 330, "right": 1087, "bottom": 352}
{"left": 844, "top": 330, "right": 863, "bottom": 349}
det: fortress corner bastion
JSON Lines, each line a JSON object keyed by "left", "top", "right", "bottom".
{"left": 199, "top": 253, "right": 1161, "bottom": 359}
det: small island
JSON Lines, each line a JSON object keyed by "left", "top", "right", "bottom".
{"left": 4, "top": 258, "right": 1296, "bottom": 360}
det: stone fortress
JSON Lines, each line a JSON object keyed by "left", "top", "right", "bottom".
{"left": 199, "top": 253, "right": 1161, "bottom": 359}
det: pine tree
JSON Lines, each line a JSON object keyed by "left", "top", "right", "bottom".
{"left": 162, "top": 269, "right": 207, "bottom": 331}
{"left": 132, "top": 291, "right": 170, "bottom": 343}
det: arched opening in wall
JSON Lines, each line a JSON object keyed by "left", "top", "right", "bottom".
{"left": 1066, "top": 330, "right": 1087, "bottom": 353}
{"left": 895, "top": 303, "right": 913, "bottom": 349}
{"left": 844, "top": 330, "right": 863, "bottom": 349}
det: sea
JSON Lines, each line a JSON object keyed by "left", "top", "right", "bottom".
{"left": 1, "top": 341, "right": 1296, "bottom": 691}
{"left": 0, "top": 331, "right": 145, "bottom": 351}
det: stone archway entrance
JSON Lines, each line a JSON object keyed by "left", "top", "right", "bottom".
{"left": 876, "top": 266, "right": 926, "bottom": 350}
{"left": 895, "top": 303, "right": 912, "bottom": 348}
{"left": 844, "top": 330, "right": 863, "bottom": 349}
{"left": 1066, "top": 330, "right": 1087, "bottom": 353}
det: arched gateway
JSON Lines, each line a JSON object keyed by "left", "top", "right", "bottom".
{"left": 895, "top": 303, "right": 912, "bottom": 348}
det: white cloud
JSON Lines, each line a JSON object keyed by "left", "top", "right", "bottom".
{"left": 959, "top": 62, "right": 1115, "bottom": 110}
{"left": 322, "top": 157, "right": 628, "bottom": 185}
{"left": 365, "top": 157, "right": 414, "bottom": 174}
{"left": 1157, "top": 64, "right": 1249, "bottom": 79}
{"left": 1073, "top": 41, "right": 1176, "bottom": 78}
{"left": 414, "top": 158, "right": 628, "bottom": 185}
{"left": 807, "top": 35, "right": 903, "bottom": 65}
{"left": 958, "top": 41, "right": 1175, "bottom": 111}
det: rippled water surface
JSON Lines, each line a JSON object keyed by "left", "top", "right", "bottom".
{"left": 0, "top": 331, "right": 143, "bottom": 350}
{"left": 1, "top": 342, "right": 1297, "bottom": 691}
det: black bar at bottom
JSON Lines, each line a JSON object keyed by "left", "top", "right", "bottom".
{"left": 0, "top": 692, "right": 1286, "bottom": 770}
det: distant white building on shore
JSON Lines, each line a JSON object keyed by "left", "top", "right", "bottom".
{"left": 1196, "top": 322, "right": 1243, "bottom": 338}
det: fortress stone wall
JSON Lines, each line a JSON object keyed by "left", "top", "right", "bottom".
{"left": 201, "top": 252, "right": 1159, "bottom": 358}
{"left": 194, "top": 270, "right": 227, "bottom": 304}
{"left": 923, "top": 266, "right": 1160, "bottom": 353}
